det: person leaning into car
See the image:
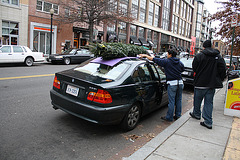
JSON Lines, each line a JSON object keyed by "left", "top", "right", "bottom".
{"left": 139, "top": 49, "right": 185, "bottom": 122}
{"left": 189, "top": 40, "right": 226, "bottom": 129}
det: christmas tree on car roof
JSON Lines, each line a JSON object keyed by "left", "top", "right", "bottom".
{"left": 90, "top": 43, "right": 148, "bottom": 60}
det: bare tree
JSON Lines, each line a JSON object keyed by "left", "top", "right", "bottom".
{"left": 57, "top": 0, "right": 134, "bottom": 43}
{"left": 211, "top": 0, "right": 240, "bottom": 55}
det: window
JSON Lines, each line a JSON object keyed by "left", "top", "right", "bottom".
{"left": 162, "top": 0, "right": 171, "bottom": 31}
{"left": 174, "top": 16, "right": 178, "bottom": 34}
{"left": 36, "top": 0, "right": 59, "bottom": 14}
{"left": 139, "top": 0, "right": 146, "bottom": 23}
{"left": 147, "top": 30, "right": 152, "bottom": 39}
{"left": 154, "top": 5, "right": 160, "bottom": 27}
{"left": 0, "top": 46, "right": 11, "bottom": 53}
{"left": 130, "top": 25, "right": 137, "bottom": 36}
{"left": 2, "top": 21, "right": 19, "bottom": 45}
{"left": 13, "top": 46, "right": 23, "bottom": 53}
{"left": 74, "top": 61, "right": 130, "bottom": 81}
{"left": 131, "top": 0, "right": 139, "bottom": 19}
{"left": 135, "top": 64, "right": 152, "bottom": 82}
{"left": 2, "top": 0, "right": 19, "bottom": 6}
{"left": 215, "top": 42, "right": 219, "bottom": 48}
{"left": 65, "top": 9, "right": 70, "bottom": 17}
{"left": 138, "top": 27, "right": 144, "bottom": 38}
{"left": 148, "top": 2, "right": 154, "bottom": 25}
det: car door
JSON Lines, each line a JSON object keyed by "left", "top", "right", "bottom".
{"left": 0, "top": 46, "right": 13, "bottom": 63}
{"left": 153, "top": 64, "right": 168, "bottom": 106}
{"left": 12, "top": 46, "right": 25, "bottom": 62}
{"left": 75, "top": 50, "right": 91, "bottom": 63}
{"left": 133, "top": 63, "right": 159, "bottom": 113}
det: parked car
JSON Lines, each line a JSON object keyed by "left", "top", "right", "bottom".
{"left": 49, "top": 48, "right": 94, "bottom": 65}
{"left": 179, "top": 52, "right": 189, "bottom": 58}
{"left": 50, "top": 57, "right": 168, "bottom": 131}
{"left": 0, "top": 45, "right": 44, "bottom": 66}
{"left": 180, "top": 57, "right": 195, "bottom": 85}
{"left": 155, "top": 52, "right": 168, "bottom": 58}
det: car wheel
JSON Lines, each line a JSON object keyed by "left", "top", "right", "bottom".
{"left": 64, "top": 58, "right": 71, "bottom": 65}
{"left": 25, "top": 57, "right": 34, "bottom": 66}
{"left": 121, "top": 103, "right": 141, "bottom": 131}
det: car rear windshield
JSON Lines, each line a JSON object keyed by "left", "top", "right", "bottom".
{"left": 181, "top": 58, "right": 193, "bottom": 68}
{"left": 74, "top": 61, "right": 130, "bottom": 80}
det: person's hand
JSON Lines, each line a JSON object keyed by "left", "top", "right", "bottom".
{"left": 139, "top": 54, "right": 147, "bottom": 59}
{"left": 139, "top": 54, "right": 153, "bottom": 61}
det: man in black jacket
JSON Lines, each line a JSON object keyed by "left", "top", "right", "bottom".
{"left": 189, "top": 40, "right": 226, "bottom": 129}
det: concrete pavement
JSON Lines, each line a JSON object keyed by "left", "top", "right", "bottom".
{"left": 124, "top": 82, "right": 240, "bottom": 160}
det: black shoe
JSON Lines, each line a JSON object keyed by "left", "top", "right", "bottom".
{"left": 200, "top": 122, "right": 212, "bottom": 129}
{"left": 189, "top": 112, "right": 200, "bottom": 120}
{"left": 161, "top": 116, "right": 172, "bottom": 122}
{"left": 173, "top": 116, "right": 180, "bottom": 120}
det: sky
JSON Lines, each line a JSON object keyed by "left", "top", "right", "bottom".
{"left": 203, "top": 0, "right": 226, "bottom": 38}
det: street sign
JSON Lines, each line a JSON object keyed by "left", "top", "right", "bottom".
{"left": 231, "top": 14, "right": 238, "bottom": 27}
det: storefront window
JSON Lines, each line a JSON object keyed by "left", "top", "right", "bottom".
{"left": 130, "top": 25, "right": 137, "bottom": 36}
{"left": 119, "top": 22, "right": 127, "bottom": 43}
{"left": 147, "top": 30, "right": 152, "bottom": 40}
{"left": 138, "top": 27, "right": 144, "bottom": 38}
{"left": 2, "top": 21, "right": 19, "bottom": 45}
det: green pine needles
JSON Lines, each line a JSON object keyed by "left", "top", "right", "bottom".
{"left": 90, "top": 43, "right": 148, "bottom": 60}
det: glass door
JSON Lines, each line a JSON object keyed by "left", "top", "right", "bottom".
{"left": 33, "top": 31, "right": 52, "bottom": 55}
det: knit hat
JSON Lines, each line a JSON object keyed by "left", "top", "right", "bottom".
{"left": 203, "top": 40, "right": 212, "bottom": 48}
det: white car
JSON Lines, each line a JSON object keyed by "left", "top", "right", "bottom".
{"left": 0, "top": 45, "right": 44, "bottom": 66}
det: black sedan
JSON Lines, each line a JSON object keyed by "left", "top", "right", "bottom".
{"left": 181, "top": 57, "right": 195, "bottom": 85}
{"left": 49, "top": 48, "right": 94, "bottom": 65}
{"left": 50, "top": 57, "right": 168, "bottom": 131}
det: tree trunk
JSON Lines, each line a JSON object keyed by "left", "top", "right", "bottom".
{"left": 89, "top": 21, "right": 94, "bottom": 43}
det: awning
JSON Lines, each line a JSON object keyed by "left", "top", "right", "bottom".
{"left": 130, "top": 36, "right": 141, "bottom": 45}
{"left": 138, "top": 37, "right": 149, "bottom": 47}
{"left": 147, "top": 40, "right": 154, "bottom": 46}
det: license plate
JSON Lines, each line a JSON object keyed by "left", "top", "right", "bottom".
{"left": 66, "top": 85, "right": 79, "bottom": 97}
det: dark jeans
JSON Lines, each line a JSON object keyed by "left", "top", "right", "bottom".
{"left": 193, "top": 88, "right": 216, "bottom": 127}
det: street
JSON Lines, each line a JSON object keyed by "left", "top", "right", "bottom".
{"left": 0, "top": 63, "right": 194, "bottom": 160}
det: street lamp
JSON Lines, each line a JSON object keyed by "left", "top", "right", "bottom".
{"left": 49, "top": 8, "right": 54, "bottom": 55}
{"left": 209, "top": 28, "right": 215, "bottom": 40}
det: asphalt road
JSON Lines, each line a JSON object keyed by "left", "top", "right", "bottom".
{"left": 0, "top": 62, "right": 194, "bottom": 160}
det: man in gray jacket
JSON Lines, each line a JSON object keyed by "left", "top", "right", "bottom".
{"left": 189, "top": 40, "right": 226, "bottom": 129}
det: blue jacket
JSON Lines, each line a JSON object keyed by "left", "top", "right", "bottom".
{"left": 153, "top": 57, "right": 184, "bottom": 81}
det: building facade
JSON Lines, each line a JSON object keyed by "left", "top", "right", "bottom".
{"left": 0, "top": 0, "right": 29, "bottom": 46}
{"left": 192, "top": 0, "right": 212, "bottom": 54}
{"left": 104, "top": 0, "right": 195, "bottom": 53}
{"left": 213, "top": 40, "right": 228, "bottom": 56}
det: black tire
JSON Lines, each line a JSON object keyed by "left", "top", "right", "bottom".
{"left": 121, "top": 103, "right": 141, "bottom": 131}
{"left": 25, "top": 57, "right": 34, "bottom": 66}
{"left": 64, "top": 58, "right": 71, "bottom": 65}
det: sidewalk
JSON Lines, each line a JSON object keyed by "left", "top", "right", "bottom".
{"left": 124, "top": 82, "right": 240, "bottom": 160}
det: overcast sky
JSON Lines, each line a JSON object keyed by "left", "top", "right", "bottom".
{"left": 203, "top": 0, "right": 225, "bottom": 38}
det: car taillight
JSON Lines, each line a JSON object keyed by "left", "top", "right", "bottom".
{"left": 87, "top": 89, "right": 112, "bottom": 104}
{"left": 53, "top": 76, "right": 60, "bottom": 89}
{"left": 193, "top": 72, "right": 196, "bottom": 77}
